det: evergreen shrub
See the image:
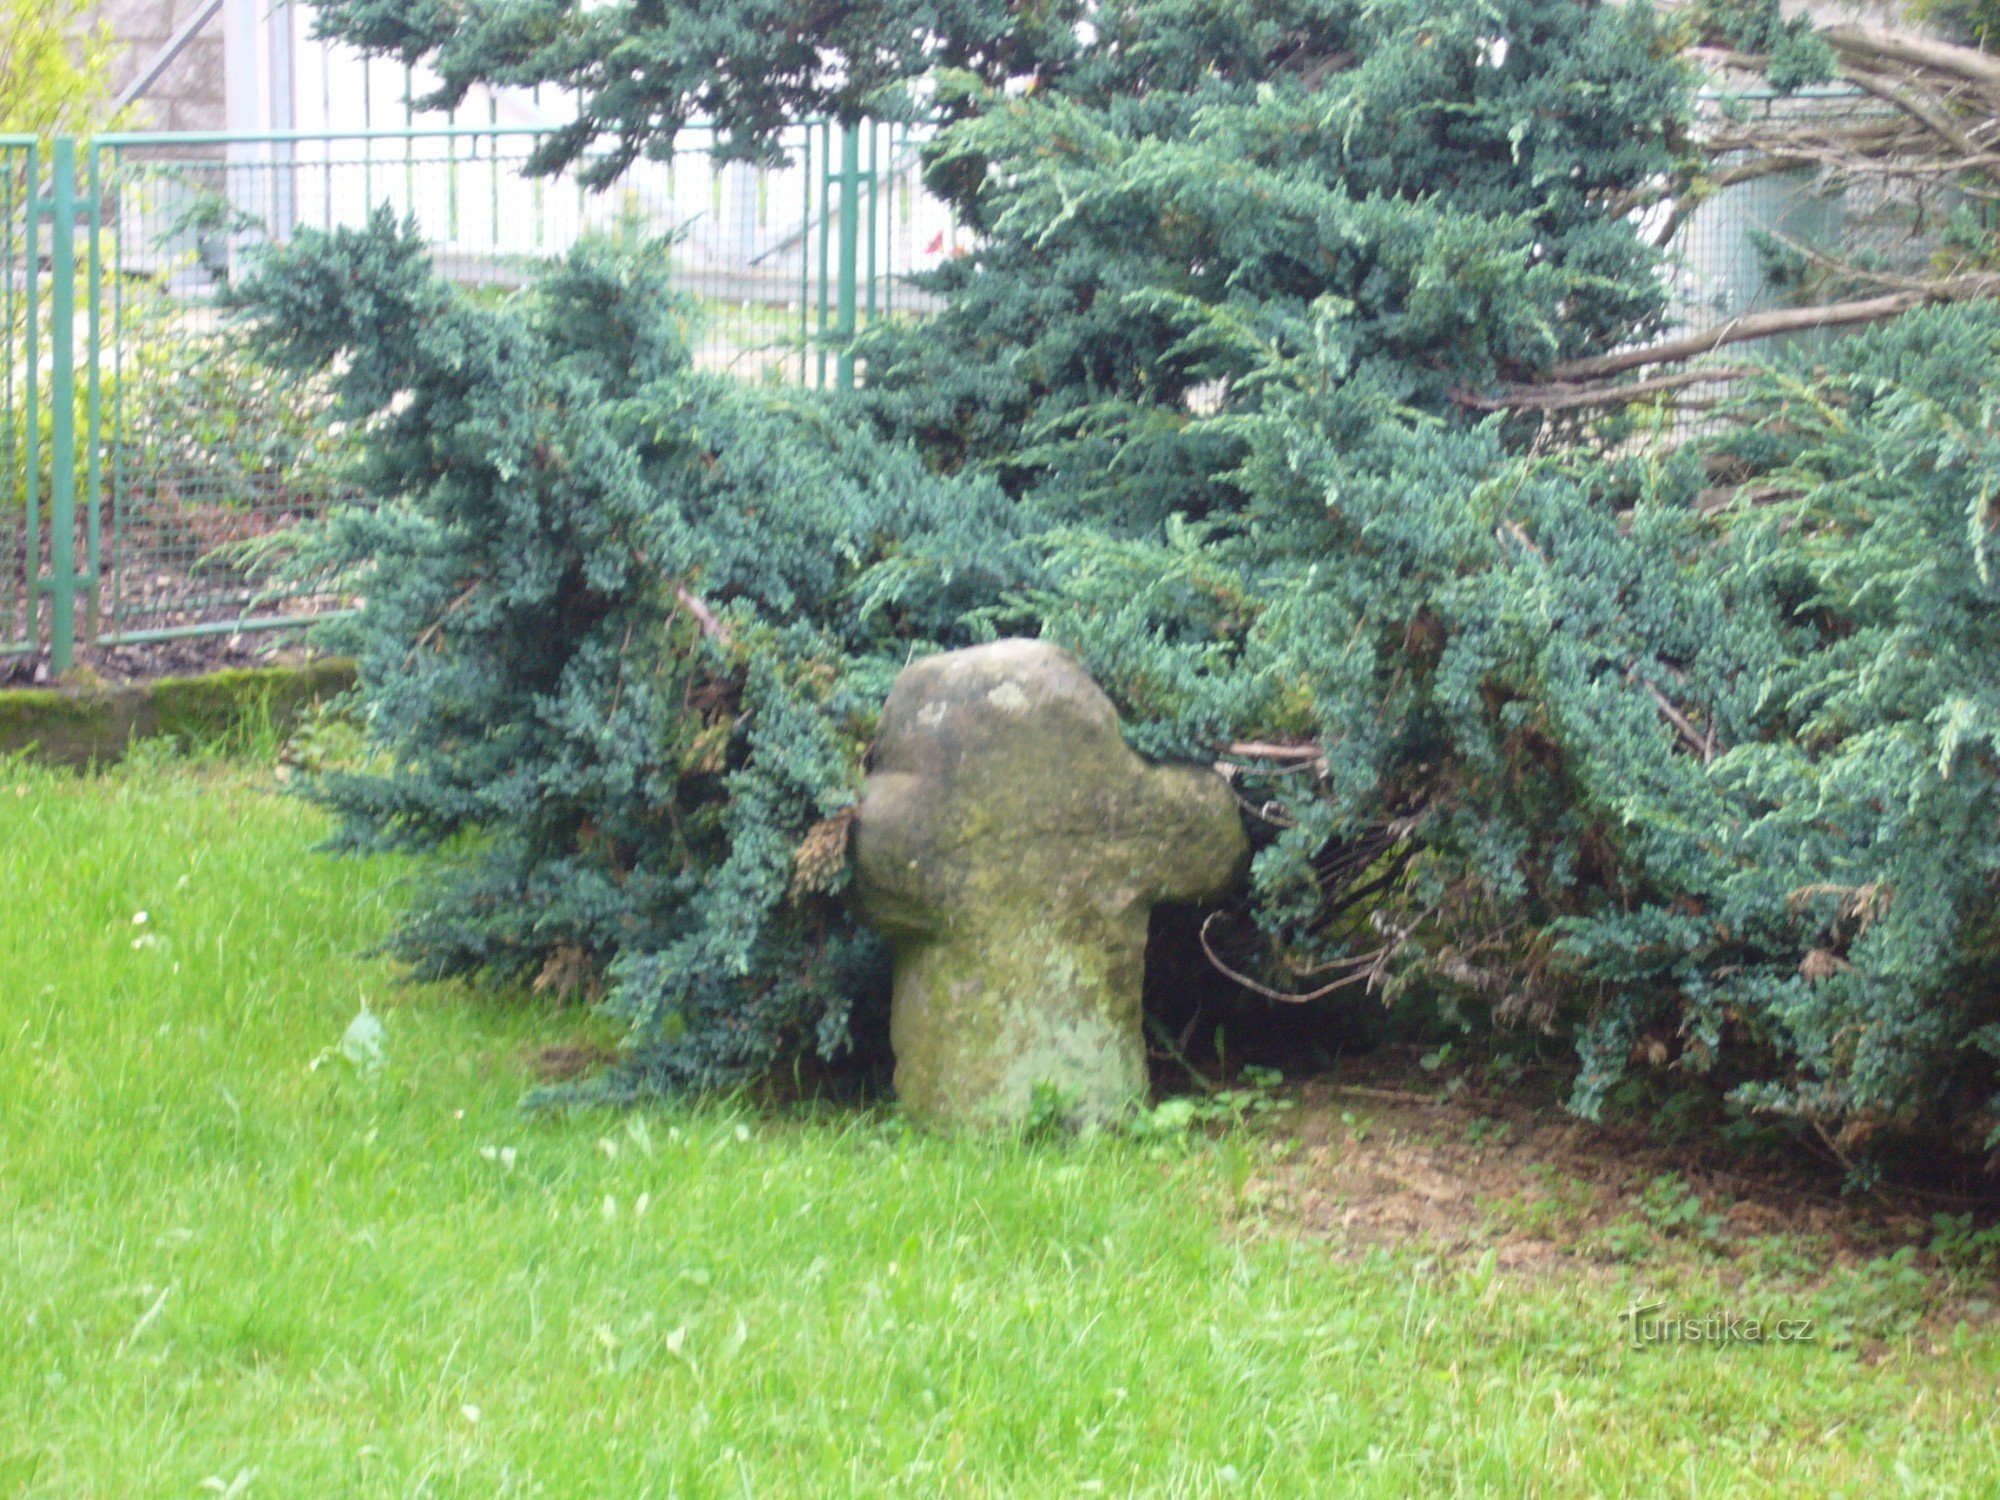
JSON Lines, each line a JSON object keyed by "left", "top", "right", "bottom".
{"left": 260, "top": 0, "right": 2000, "bottom": 1159}
{"left": 239, "top": 215, "right": 1028, "bottom": 1097}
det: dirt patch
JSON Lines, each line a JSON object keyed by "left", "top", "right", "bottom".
{"left": 1231, "top": 1049, "right": 2000, "bottom": 1332}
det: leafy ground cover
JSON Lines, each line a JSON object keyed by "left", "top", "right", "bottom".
{"left": 4, "top": 756, "right": 2000, "bottom": 1497}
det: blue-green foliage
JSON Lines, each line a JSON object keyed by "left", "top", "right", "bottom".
{"left": 237, "top": 211, "right": 1029, "bottom": 1095}
{"left": 1027, "top": 298, "right": 2000, "bottom": 1155}
{"left": 272, "top": 0, "right": 2000, "bottom": 1155}
{"left": 306, "top": 0, "right": 1084, "bottom": 181}
{"left": 1668, "top": 308, "right": 2000, "bottom": 1142}
{"left": 861, "top": 0, "right": 1690, "bottom": 522}
{"left": 842, "top": 0, "right": 2000, "bottom": 1149}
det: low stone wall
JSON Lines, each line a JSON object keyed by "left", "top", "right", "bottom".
{"left": 0, "top": 658, "right": 355, "bottom": 768}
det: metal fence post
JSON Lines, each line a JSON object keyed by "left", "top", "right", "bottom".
{"left": 43, "top": 136, "right": 79, "bottom": 676}
{"left": 21, "top": 139, "right": 41, "bottom": 658}
{"left": 798, "top": 124, "right": 812, "bottom": 384}
{"left": 816, "top": 122, "right": 833, "bottom": 388}
{"left": 834, "top": 122, "right": 862, "bottom": 391}
{"left": 85, "top": 141, "right": 103, "bottom": 644}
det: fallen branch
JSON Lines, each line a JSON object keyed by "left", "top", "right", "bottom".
{"left": 1843, "top": 65, "right": 1983, "bottom": 159}
{"left": 1541, "top": 276, "right": 2000, "bottom": 386}
{"left": 1551, "top": 292, "right": 1926, "bottom": 382}
{"left": 1466, "top": 23, "right": 2000, "bottom": 422}
{"left": 1688, "top": 17, "right": 2000, "bottom": 99}
{"left": 1826, "top": 24, "right": 2000, "bottom": 98}
{"left": 1221, "top": 739, "right": 1325, "bottom": 764}
{"left": 1457, "top": 365, "right": 1754, "bottom": 413}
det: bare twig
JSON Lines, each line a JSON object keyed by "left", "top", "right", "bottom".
{"left": 1630, "top": 663, "right": 1718, "bottom": 764}
{"left": 1198, "top": 912, "right": 1392, "bottom": 1003}
{"left": 675, "top": 584, "right": 731, "bottom": 644}
{"left": 1227, "top": 786, "right": 1299, "bottom": 828}
{"left": 1331, "top": 1084, "right": 1451, "bottom": 1106}
{"left": 1496, "top": 520, "right": 1544, "bottom": 558}
{"left": 1456, "top": 365, "right": 1756, "bottom": 413}
{"left": 1222, "top": 739, "right": 1324, "bottom": 763}
{"left": 1547, "top": 285, "right": 2000, "bottom": 383}
{"left": 1145, "top": 1013, "right": 1219, "bottom": 1093}
{"left": 409, "top": 579, "right": 482, "bottom": 660}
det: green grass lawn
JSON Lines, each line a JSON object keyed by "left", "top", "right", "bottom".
{"left": 4, "top": 757, "right": 1999, "bottom": 1497}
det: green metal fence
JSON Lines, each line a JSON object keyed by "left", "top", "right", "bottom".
{"left": 0, "top": 137, "right": 36, "bottom": 666}
{"left": 2, "top": 108, "right": 1873, "bottom": 679}
{"left": 0, "top": 120, "right": 949, "bottom": 678}
{"left": 0, "top": 135, "right": 89, "bottom": 680}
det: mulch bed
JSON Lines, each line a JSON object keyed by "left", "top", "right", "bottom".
{"left": 1, "top": 631, "right": 334, "bottom": 688}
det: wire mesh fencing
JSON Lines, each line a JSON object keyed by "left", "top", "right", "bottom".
{"left": 0, "top": 121, "right": 961, "bottom": 669}
{"left": 1, "top": 99, "right": 1919, "bottom": 672}
{"left": 1639, "top": 85, "right": 1914, "bottom": 438}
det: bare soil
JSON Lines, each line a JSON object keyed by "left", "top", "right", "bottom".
{"left": 1234, "top": 1049, "right": 2000, "bottom": 1312}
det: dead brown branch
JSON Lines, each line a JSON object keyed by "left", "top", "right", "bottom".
{"left": 1496, "top": 520, "right": 1544, "bottom": 558}
{"left": 1843, "top": 66, "right": 1983, "bottom": 158}
{"left": 1629, "top": 661, "right": 1719, "bottom": 764}
{"left": 1439, "top": 27, "right": 2000, "bottom": 441}
{"left": 1645, "top": 679, "right": 1718, "bottom": 763}
{"left": 1330, "top": 1083, "right": 1450, "bottom": 1106}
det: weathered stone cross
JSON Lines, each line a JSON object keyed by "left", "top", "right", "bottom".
{"left": 853, "top": 639, "right": 1249, "bottom": 1129}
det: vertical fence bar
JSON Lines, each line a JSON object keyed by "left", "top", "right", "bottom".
{"left": 45, "top": 137, "right": 78, "bottom": 675}
{"left": 816, "top": 122, "right": 833, "bottom": 389}
{"left": 834, "top": 123, "right": 861, "bottom": 391}
{"left": 447, "top": 108, "right": 462, "bottom": 241}
{"left": 109, "top": 143, "right": 126, "bottom": 639}
{"left": 2, "top": 150, "right": 15, "bottom": 652}
{"left": 84, "top": 141, "right": 103, "bottom": 642}
{"left": 865, "top": 121, "right": 879, "bottom": 327}
{"left": 404, "top": 66, "right": 417, "bottom": 221}
{"left": 798, "top": 124, "right": 812, "bottom": 385}
{"left": 884, "top": 123, "right": 896, "bottom": 319}
{"left": 362, "top": 67, "right": 374, "bottom": 209}
{"left": 489, "top": 94, "right": 501, "bottom": 251}
{"left": 23, "top": 140, "right": 39, "bottom": 656}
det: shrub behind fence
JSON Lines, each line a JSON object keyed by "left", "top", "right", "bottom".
{"left": 0, "top": 120, "right": 956, "bottom": 673}
{"left": 0, "top": 103, "right": 1888, "bottom": 675}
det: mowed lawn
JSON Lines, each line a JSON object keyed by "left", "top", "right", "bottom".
{"left": 3, "top": 758, "right": 1999, "bottom": 1498}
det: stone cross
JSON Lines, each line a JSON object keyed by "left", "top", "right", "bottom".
{"left": 853, "top": 639, "right": 1249, "bottom": 1130}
